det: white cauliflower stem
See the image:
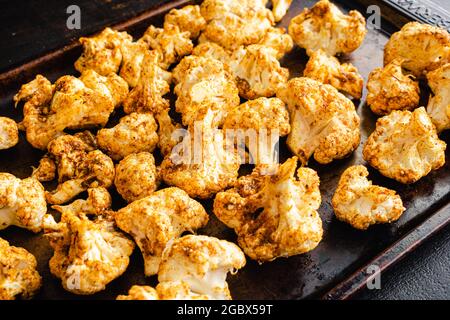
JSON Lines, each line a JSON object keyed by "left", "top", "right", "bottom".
{"left": 332, "top": 165, "right": 405, "bottom": 230}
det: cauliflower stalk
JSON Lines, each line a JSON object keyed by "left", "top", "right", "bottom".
{"left": 114, "top": 187, "right": 209, "bottom": 276}
{"left": 0, "top": 238, "right": 42, "bottom": 300}
{"left": 0, "top": 173, "right": 47, "bottom": 233}
{"left": 332, "top": 165, "right": 405, "bottom": 230}
{"left": 214, "top": 157, "right": 323, "bottom": 262}
{"left": 363, "top": 107, "right": 446, "bottom": 184}
{"left": 277, "top": 77, "right": 360, "bottom": 165}
{"left": 426, "top": 63, "right": 450, "bottom": 132}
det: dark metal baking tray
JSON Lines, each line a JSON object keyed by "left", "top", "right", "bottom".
{"left": 0, "top": 0, "right": 449, "bottom": 300}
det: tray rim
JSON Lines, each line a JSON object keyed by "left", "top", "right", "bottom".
{"left": 0, "top": 0, "right": 449, "bottom": 300}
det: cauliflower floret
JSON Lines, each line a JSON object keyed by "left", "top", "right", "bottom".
{"left": 158, "top": 235, "right": 246, "bottom": 300}
{"left": 288, "top": 0, "right": 366, "bottom": 56}
{"left": 230, "top": 44, "right": 289, "bottom": 99}
{"left": 363, "top": 107, "right": 446, "bottom": 184}
{"left": 0, "top": 117, "right": 18, "bottom": 150}
{"left": 0, "top": 238, "right": 42, "bottom": 300}
{"left": 118, "top": 40, "right": 148, "bottom": 88}
{"left": 332, "top": 165, "right": 405, "bottom": 230}
{"left": 123, "top": 50, "right": 172, "bottom": 115}
{"left": 14, "top": 71, "right": 128, "bottom": 150}
{"left": 384, "top": 22, "right": 450, "bottom": 78}
{"left": 303, "top": 49, "right": 364, "bottom": 99}
{"left": 172, "top": 55, "right": 240, "bottom": 127}
{"left": 223, "top": 97, "right": 290, "bottom": 165}
{"left": 426, "top": 63, "right": 450, "bottom": 132}
{"left": 43, "top": 188, "right": 134, "bottom": 295}
{"left": 97, "top": 112, "right": 158, "bottom": 161}
{"left": 155, "top": 109, "right": 183, "bottom": 157}
{"left": 114, "top": 152, "right": 159, "bottom": 203}
{"left": 277, "top": 77, "right": 360, "bottom": 165}
{"left": 140, "top": 25, "right": 193, "bottom": 69}
{"left": 214, "top": 157, "right": 323, "bottom": 262}
{"left": 367, "top": 58, "right": 420, "bottom": 115}
{"left": 192, "top": 42, "right": 232, "bottom": 63}
{"left": 258, "top": 27, "right": 294, "bottom": 59}
{"left": 200, "top": 0, "right": 274, "bottom": 50}
{"left": 272, "top": 0, "right": 292, "bottom": 22}
{"left": 0, "top": 173, "right": 47, "bottom": 233}
{"left": 41, "top": 133, "right": 115, "bottom": 204}
{"left": 164, "top": 5, "right": 206, "bottom": 39}
{"left": 75, "top": 28, "right": 132, "bottom": 76}
{"left": 160, "top": 111, "right": 240, "bottom": 199}
{"left": 115, "top": 187, "right": 209, "bottom": 276}
{"left": 32, "top": 156, "right": 57, "bottom": 182}
{"left": 117, "top": 285, "right": 159, "bottom": 300}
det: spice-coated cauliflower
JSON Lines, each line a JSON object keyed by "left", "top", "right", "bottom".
{"left": 332, "top": 165, "right": 405, "bottom": 230}
{"left": 123, "top": 50, "right": 172, "bottom": 115}
{"left": 288, "top": 0, "right": 366, "bottom": 56}
{"left": 32, "top": 156, "right": 57, "bottom": 182}
{"left": 155, "top": 109, "right": 183, "bottom": 157}
{"left": 14, "top": 71, "right": 128, "bottom": 150}
{"left": 200, "top": 0, "right": 275, "bottom": 50}
{"left": 426, "top": 63, "right": 450, "bottom": 132}
{"left": 97, "top": 112, "right": 158, "bottom": 160}
{"left": 75, "top": 28, "right": 132, "bottom": 76}
{"left": 43, "top": 188, "right": 134, "bottom": 295}
{"left": 277, "top": 77, "right": 360, "bottom": 165}
{"left": 0, "top": 173, "right": 47, "bottom": 233}
{"left": 303, "top": 49, "right": 363, "bottom": 99}
{"left": 118, "top": 40, "right": 149, "bottom": 88}
{"left": 0, "top": 238, "right": 42, "bottom": 300}
{"left": 230, "top": 44, "right": 289, "bottom": 99}
{"left": 40, "top": 132, "right": 115, "bottom": 205}
{"left": 157, "top": 235, "right": 246, "bottom": 300}
{"left": 164, "top": 5, "right": 206, "bottom": 39}
{"left": 160, "top": 111, "right": 240, "bottom": 199}
{"left": 172, "top": 55, "right": 240, "bottom": 127}
{"left": 117, "top": 285, "right": 159, "bottom": 300}
{"left": 258, "top": 27, "right": 294, "bottom": 59}
{"left": 140, "top": 25, "right": 193, "bottom": 69}
{"left": 384, "top": 22, "right": 450, "bottom": 78}
{"left": 0, "top": 117, "right": 18, "bottom": 150}
{"left": 272, "top": 0, "right": 292, "bottom": 22}
{"left": 114, "top": 152, "right": 159, "bottom": 203}
{"left": 366, "top": 58, "right": 420, "bottom": 115}
{"left": 223, "top": 97, "right": 290, "bottom": 165}
{"left": 214, "top": 157, "right": 322, "bottom": 262}
{"left": 114, "top": 187, "right": 209, "bottom": 276}
{"left": 363, "top": 107, "right": 446, "bottom": 184}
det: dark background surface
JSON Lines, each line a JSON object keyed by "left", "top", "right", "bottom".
{"left": 0, "top": 0, "right": 448, "bottom": 300}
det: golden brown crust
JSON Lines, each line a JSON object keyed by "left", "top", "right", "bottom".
{"left": 0, "top": 117, "right": 18, "bottom": 150}
{"left": 164, "top": 5, "right": 206, "bottom": 39}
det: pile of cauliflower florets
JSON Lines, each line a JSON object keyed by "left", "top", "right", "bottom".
{"left": 1, "top": 0, "right": 449, "bottom": 300}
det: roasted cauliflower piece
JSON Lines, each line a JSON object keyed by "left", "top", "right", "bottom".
{"left": 75, "top": 28, "right": 132, "bottom": 76}
{"left": 97, "top": 112, "right": 158, "bottom": 161}
{"left": 288, "top": 0, "right": 366, "bottom": 56}
{"left": 0, "top": 238, "right": 42, "bottom": 300}
{"left": 164, "top": 5, "right": 206, "bottom": 39}
{"left": 140, "top": 25, "right": 193, "bottom": 69}
{"left": 158, "top": 235, "right": 246, "bottom": 300}
{"left": 117, "top": 285, "right": 159, "bottom": 300}
{"left": 303, "top": 49, "right": 364, "bottom": 99}
{"left": 277, "top": 77, "right": 360, "bottom": 165}
{"left": 115, "top": 187, "right": 209, "bottom": 276}
{"left": 332, "top": 165, "right": 405, "bottom": 230}
{"left": 426, "top": 63, "right": 450, "bottom": 132}
{"left": 32, "top": 156, "right": 57, "bottom": 182}
{"left": 384, "top": 22, "right": 450, "bottom": 78}
{"left": 258, "top": 27, "right": 294, "bottom": 59}
{"left": 114, "top": 152, "right": 159, "bottom": 203}
{"left": 172, "top": 55, "right": 240, "bottom": 127}
{"left": 161, "top": 111, "right": 240, "bottom": 199}
{"left": 363, "top": 107, "right": 446, "bottom": 184}
{"left": 117, "top": 40, "right": 148, "bottom": 88}
{"left": 230, "top": 44, "right": 289, "bottom": 99}
{"left": 223, "top": 97, "right": 290, "bottom": 165}
{"left": 0, "top": 173, "right": 47, "bottom": 233}
{"left": 272, "top": 0, "right": 292, "bottom": 22}
{"left": 14, "top": 72, "right": 128, "bottom": 150}
{"left": 0, "top": 117, "right": 19, "bottom": 150}
{"left": 214, "top": 157, "right": 323, "bottom": 262}
{"left": 192, "top": 42, "right": 232, "bottom": 63}
{"left": 43, "top": 188, "right": 134, "bottom": 295}
{"left": 200, "top": 0, "right": 274, "bottom": 50}
{"left": 42, "top": 133, "right": 115, "bottom": 205}
{"left": 123, "top": 50, "right": 172, "bottom": 115}
{"left": 367, "top": 58, "right": 420, "bottom": 115}
{"left": 155, "top": 109, "right": 183, "bottom": 157}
